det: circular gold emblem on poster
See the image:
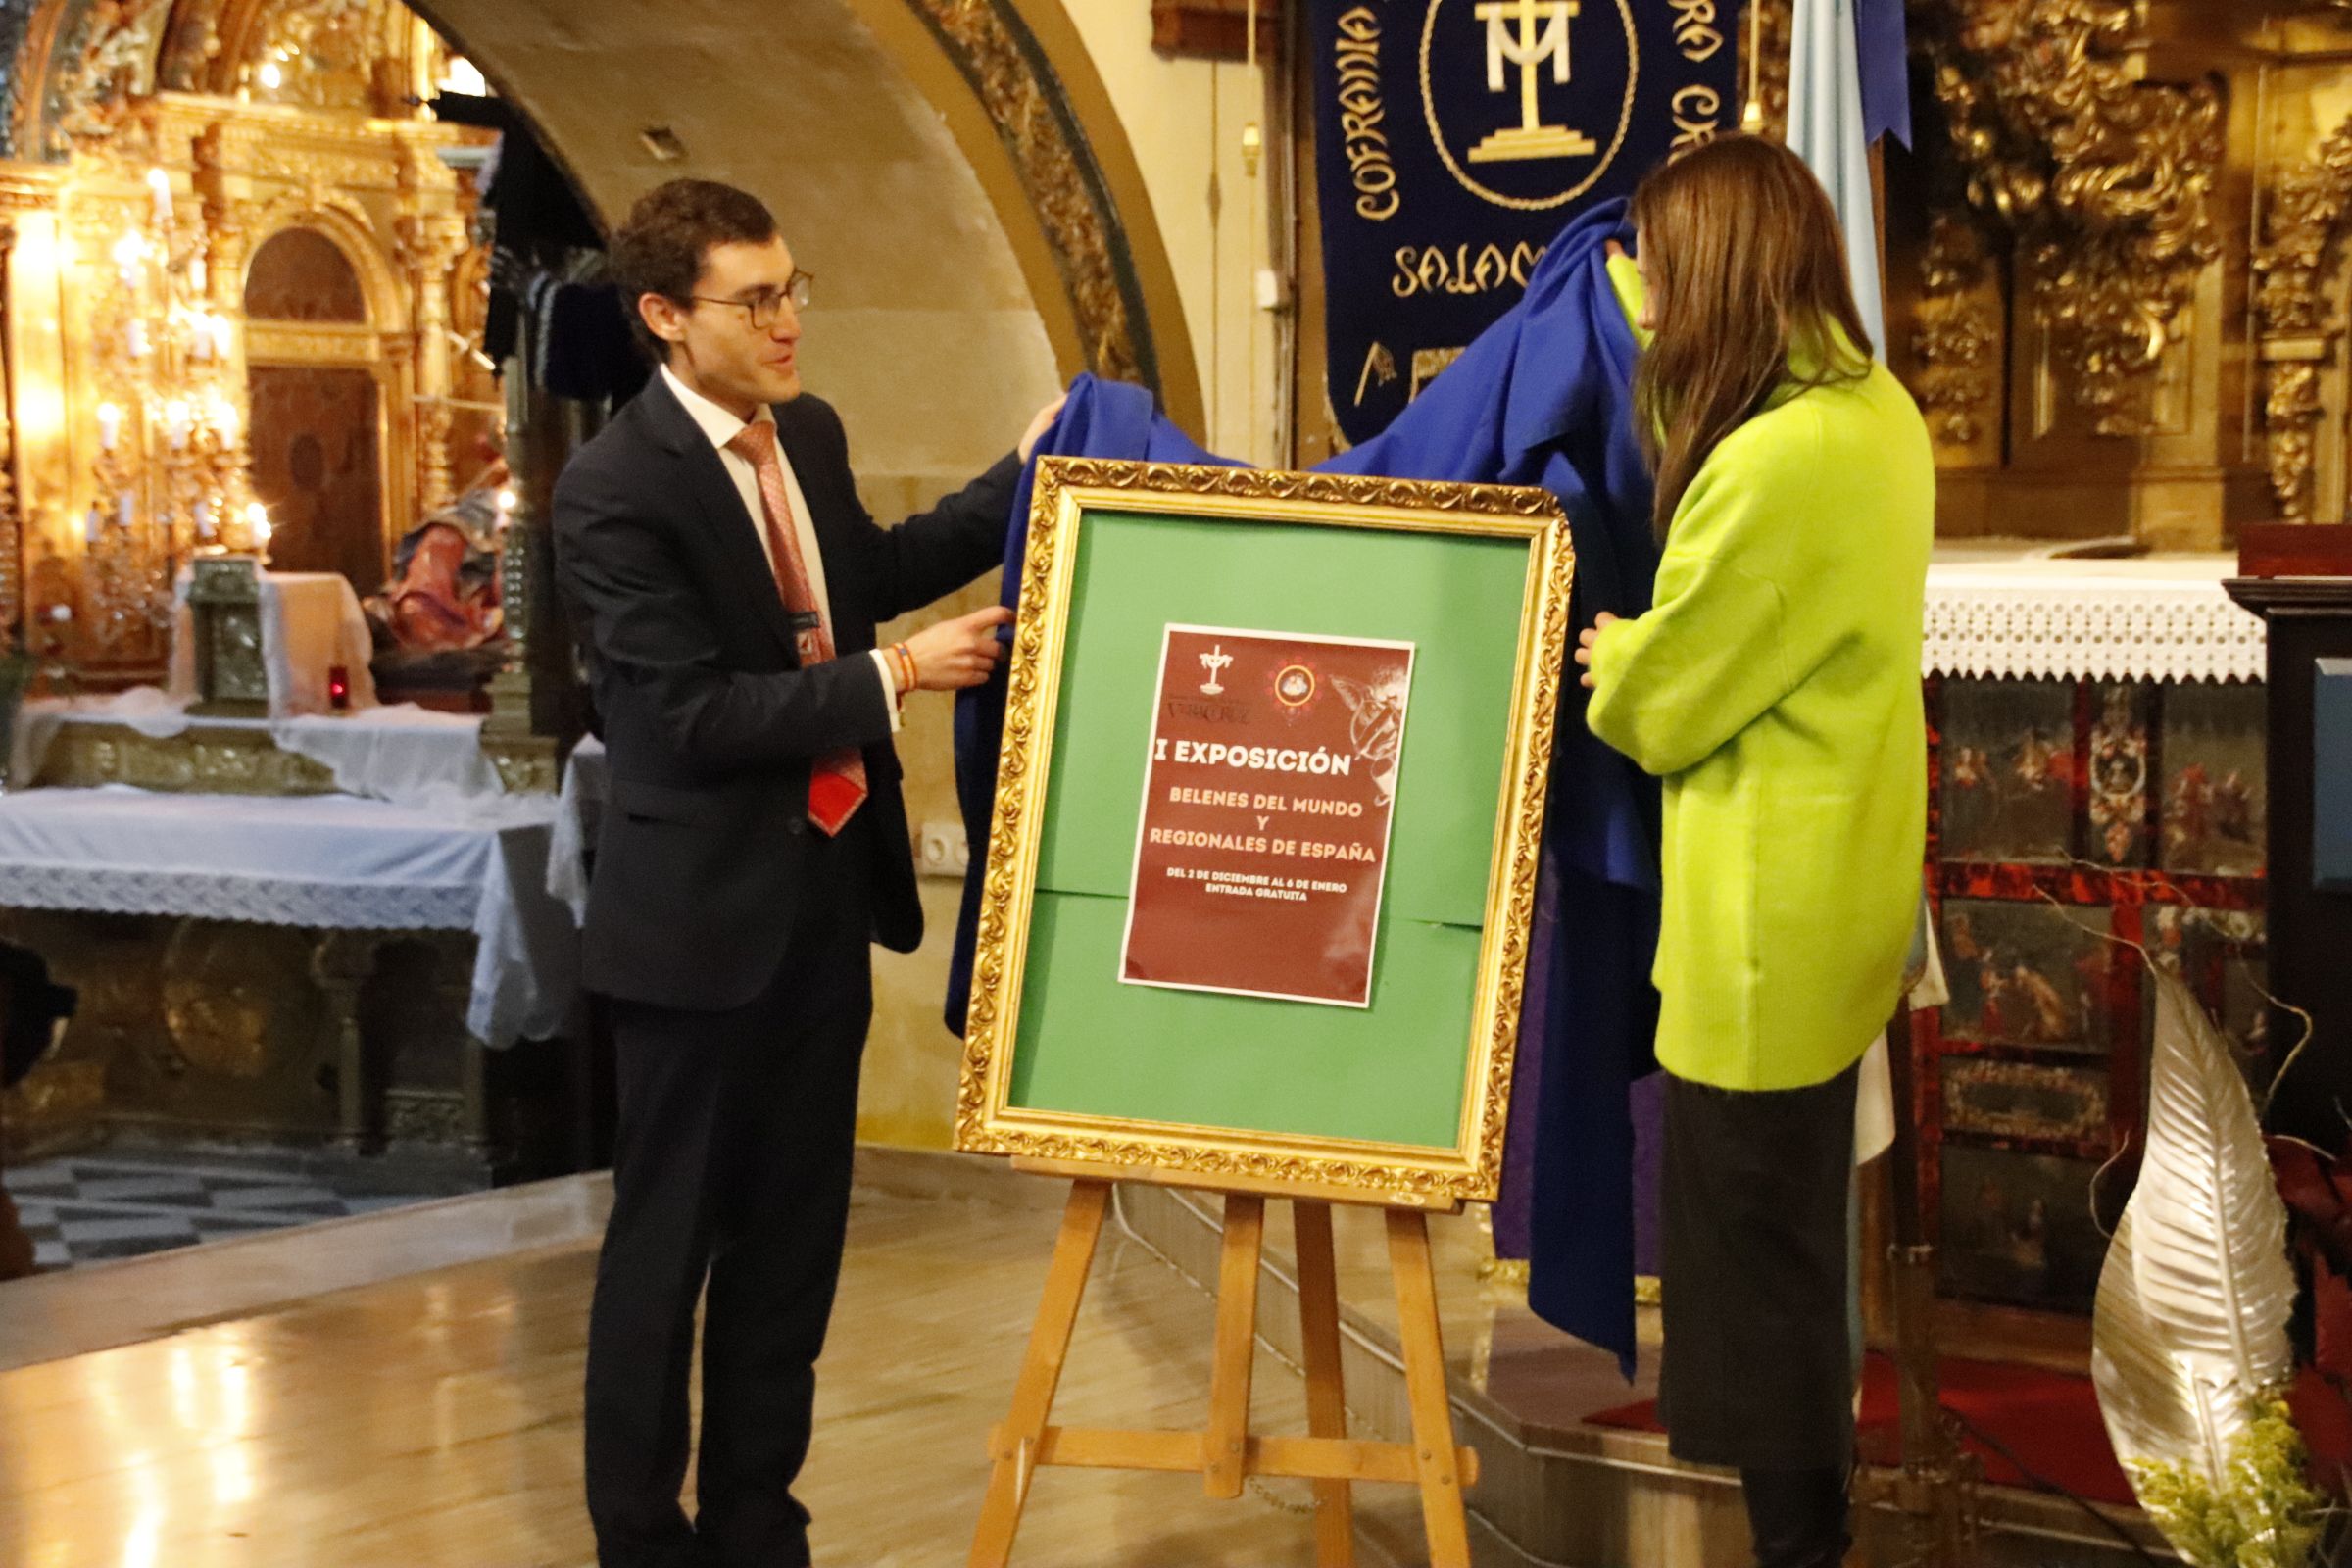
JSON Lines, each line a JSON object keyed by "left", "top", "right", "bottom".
{"left": 1418, "top": 0, "right": 1641, "bottom": 212}
{"left": 1275, "top": 664, "right": 1317, "bottom": 706}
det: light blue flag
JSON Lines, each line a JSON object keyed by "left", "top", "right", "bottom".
{"left": 1786, "top": 0, "right": 1886, "bottom": 356}
{"left": 1788, "top": 0, "right": 1888, "bottom": 1386}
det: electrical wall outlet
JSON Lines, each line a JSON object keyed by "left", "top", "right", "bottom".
{"left": 914, "top": 821, "right": 970, "bottom": 879}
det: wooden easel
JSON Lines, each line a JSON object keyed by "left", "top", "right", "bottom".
{"left": 968, "top": 1160, "right": 1480, "bottom": 1567}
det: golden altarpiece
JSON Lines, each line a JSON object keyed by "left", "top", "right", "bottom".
{"left": 0, "top": 0, "right": 570, "bottom": 1173}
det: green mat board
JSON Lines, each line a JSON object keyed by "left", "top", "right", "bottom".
{"left": 1009, "top": 890, "right": 1479, "bottom": 1146}
{"left": 1004, "top": 509, "right": 1533, "bottom": 1147}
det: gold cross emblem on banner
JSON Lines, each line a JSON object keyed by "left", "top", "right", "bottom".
{"left": 1468, "top": 0, "right": 1597, "bottom": 163}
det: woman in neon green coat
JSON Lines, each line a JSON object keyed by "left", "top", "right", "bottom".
{"left": 1575, "top": 135, "right": 1933, "bottom": 1568}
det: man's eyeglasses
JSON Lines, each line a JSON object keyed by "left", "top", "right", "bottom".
{"left": 688, "top": 270, "right": 813, "bottom": 329}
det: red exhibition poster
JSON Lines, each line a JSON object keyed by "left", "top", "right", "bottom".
{"left": 1119, "top": 624, "right": 1414, "bottom": 1007}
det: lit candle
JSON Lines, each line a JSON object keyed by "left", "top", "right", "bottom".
{"left": 126, "top": 319, "right": 150, "bottom": 358}
{"left": 83, "top": 505, "right": 101, "bottom": 544}
{"left": 247, "top": 502, "right": 271, "bottom": 551}
{"left": 112, "top": 232, "right": 142, "bottom": 286}
{"left": 259, "top": 61, "right": 282, "bottom": 91}
{"left": 96, "top": 401, "right": 122, "bottom": 452}
{"left": 196, "top": 497, "right": 218, "bottom": 540}
{"left": 190, "top": 313, "right": 213, "bottom": 362}
{"left": 116, "top": 491, "right": 133, "bottom": 530}
{"left": 188, "top": 255, "right": 207, "bottom": 295}
{"left": 210, "top": 316, "right": 234, "bottom": 360}
{"left": 497, "top": 488, "right": 518, "bottom": 515}
{"left": 164, "top": 399, "right": 191, "bottom": 450}
{"left": 146, "top": 168, "right": 172, "bottom": 226}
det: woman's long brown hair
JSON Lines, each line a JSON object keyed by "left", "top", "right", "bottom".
{"left": 1629, "top": 135, "right": 1874, "bottom": 538}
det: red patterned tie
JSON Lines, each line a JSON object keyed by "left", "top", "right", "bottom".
{"left": 725, "top": 420, "right": 867, "bottom": 834}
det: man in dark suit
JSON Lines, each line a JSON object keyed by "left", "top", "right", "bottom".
{"left": 555, "top": 177, "right": 1061, "bottom": 1568}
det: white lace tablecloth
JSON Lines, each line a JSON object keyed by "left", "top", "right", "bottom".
{"left": 167, "top": 568, "right": 381, "bottom": 716}
{"left": 0, "top": 786, "right": 574, "bottom": 1047}
{"left": 1924, "top": 549, "right": 2265, "bottom": 684}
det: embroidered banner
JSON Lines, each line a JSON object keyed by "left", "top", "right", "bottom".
{"left": 1310, "top": 0, "right": 1741, "bottom": 444}
{"left": 1120, "top": 626, "right": 1414, "bottom": 1007}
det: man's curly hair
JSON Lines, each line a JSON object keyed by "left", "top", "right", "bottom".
{"left": 609, "top": 178, "right": 778, "bottom": 360}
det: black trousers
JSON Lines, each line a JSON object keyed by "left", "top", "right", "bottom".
{"left": 1657, "top": 1060, "right": 1858, "bottom": 1474}
{"left": 584, "top": 823, "right": 873, "bottom": 1568}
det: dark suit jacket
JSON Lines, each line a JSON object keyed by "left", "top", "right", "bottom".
{"left": 553, "top": 374, "right": 1020, "bottom": 1011}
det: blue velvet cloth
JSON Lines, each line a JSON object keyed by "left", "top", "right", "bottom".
{"left": 947, "top": 200, "right": 1663, "bottom": 1375}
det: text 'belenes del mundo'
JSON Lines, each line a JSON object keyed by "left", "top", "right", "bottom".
{"left": 1120, "top": 626, "right": 1415, "bottom": 1007}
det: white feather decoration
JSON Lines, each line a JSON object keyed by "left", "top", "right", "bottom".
{"left": 2128, "top": 969, "right": 2295, "bottom": 1387}
{"left": 2093, "top": 1210, "right": 2258, "bottom": 1487}
{"left": 2093, "top": 966, "right": 2297, "bottom": 1495}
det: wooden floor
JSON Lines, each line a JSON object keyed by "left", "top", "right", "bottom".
{"left": 0, "top": 1165, "right": 1443, "bottom": 1568}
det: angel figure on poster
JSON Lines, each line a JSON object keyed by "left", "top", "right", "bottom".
{"left": 1334, "top": 665, "right": 1409, "bottom": 806}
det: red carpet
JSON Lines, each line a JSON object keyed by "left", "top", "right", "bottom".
{"left": 1589, "top": 1355, "right": 2352, "bottom": 1508}
{"left": 1587, "top": 1353, "right": 2135, "bottom": 1505}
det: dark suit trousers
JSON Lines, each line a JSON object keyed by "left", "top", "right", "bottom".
{"left": 584, "top": 818, "right": 873, "bottom": 1568}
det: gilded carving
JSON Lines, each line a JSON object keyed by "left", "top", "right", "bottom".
{"left": 488, "top": 740, "right": 559, "bottom": 795}
{"left": 384, "top": 1087, "right": 470, "bottom": 1144}
{"left": 2264, "top": 361, "right": 2324, "bottom": 522}
{"left": 2252, "top": 113, "right": 2352, "bottom": 521}
{"left": 1914, "top": 0, "right": 2223, "bottom": 437}
{"left": 48, "top": 0, "right": 173, "bottom": 152}
{"left": 243, "top": 0, "right": 397, "bottom": 114}
{"left": 32, "top": 717, "right": 557, "bottom": 794}
{"left": 246, "top": 321, "right": 381, "bottom": 361}
{"left": 1911, "top": 211, "right": 2000, "bottom": 448}
{"left": 897, "top": 0, "right": 1157, "bottom": 393}
{"left": 395, "top": 155, "right": 471, "bottom": 514}
{"left": 161, "top": 917, "right": 316, "bottom": 1079}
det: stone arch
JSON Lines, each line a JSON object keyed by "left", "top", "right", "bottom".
{"left": 404, "top": 0, "right": 1200, "bottom": 436}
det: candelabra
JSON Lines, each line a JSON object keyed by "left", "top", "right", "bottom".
{"left": 78, "top": 164, "right": 265, "bottom": 670}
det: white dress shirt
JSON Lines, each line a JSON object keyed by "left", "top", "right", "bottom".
{"left": 662, "top": 366, "right": 900, "bottom": 731}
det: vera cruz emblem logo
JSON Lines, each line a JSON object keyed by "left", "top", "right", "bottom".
{"left": 1197, "top": 643, "right": 1235, "bottom": 697}
{"left": 1469, "top": 0, "right": 1593, "bottom": 163}
{"left": 1422, "top": 0, "right": 1639, "bottom": 210}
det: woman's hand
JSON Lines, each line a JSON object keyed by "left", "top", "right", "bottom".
{"left": 1018, "top": 395, "right": 1069, "bottom": 463}
{"left": 1575, "top": 612, "right": 1621, "bottom": 689}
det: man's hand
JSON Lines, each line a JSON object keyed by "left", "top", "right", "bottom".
{"left": 1017, "top": 394, "right": 1069, "bottom": 464}
{"left": 904, "top": 605, "right": 1015, "bottom": 690}
{"left": 1574, "top": 612, "right": 1621, "bottom": 690}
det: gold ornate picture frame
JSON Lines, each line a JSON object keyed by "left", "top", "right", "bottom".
{"left": 955, "top": 457, "right": 1574, "bottom": 1207}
